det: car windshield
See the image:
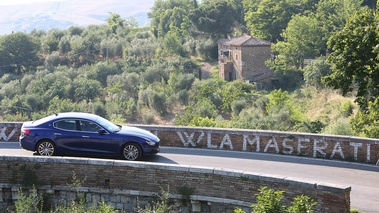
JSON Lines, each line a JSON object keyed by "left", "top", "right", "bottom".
{"left": 95, "top": 116, "right": 120, "bottom": 132}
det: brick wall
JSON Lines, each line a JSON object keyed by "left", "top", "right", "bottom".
{"left": 0, "top": 156, "right": 351, "bottom": 213}
{"left": 135, "top": 125, "right": 379, "bottom": 164}
{"left": 1, "top": 123, "right": 379, "bottom": 164}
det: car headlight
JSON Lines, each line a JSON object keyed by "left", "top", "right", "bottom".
{"left": 146, "top": 140, "right": 156, "bottom": 146}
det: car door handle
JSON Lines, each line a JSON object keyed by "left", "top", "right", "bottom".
{"left": 82, "top": 136, "right": 89, "bottom": 138}
{"left": 54, "top": 133, "right": 61, "bottom": 136}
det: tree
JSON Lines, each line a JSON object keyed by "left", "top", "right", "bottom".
{"left": 149, "top": 0, "right": 194, "bottom": 37}
{"left": 351, "top": 99, "right": 379, "bottom": 138}
{"left": 324, "top": 7, "right": 379, "bottom": 108}
{"left": 303, "top": 56, "right": 331, "bottom": 88}
{"left": 73, "top": 78, "right": 102, "bottom": 102}
{"left": 0, "top": 32, "right": 38, "bottom": 73}
{"left": 189, "top": 1, "right": 237, "bottom": 37}
{"left": 162, "top": 31, "right": 186, "bottom": 56}
{"left": 314, "top": 0, "right": 364, "bottom": 51}
{"left": 40, "top": 29, "right": 65, "bottom": 54}
{"left": 87, "top": 62, "right": 122, "bottom": 87}
{"left": 106, "top": 12, "right": 126, "bottom": 34}
{"left": 244, "top": 0, "right": 308, "bottom": 42}
{"left": 271, "top": 15, "right": 323, "bottom": 70}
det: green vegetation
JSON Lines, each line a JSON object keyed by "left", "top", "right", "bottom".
{"left": 235, "top": 186, "right": 317, "bottom": 213}
{"left": 0, "top": 0, "right": 377, "bottom": 138}
{"left": 10, "top": 184, "right": 362, "bottom": 213}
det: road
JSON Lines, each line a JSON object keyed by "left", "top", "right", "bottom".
{"left": 1, "top": 142, "right": 378, "bottom": 213}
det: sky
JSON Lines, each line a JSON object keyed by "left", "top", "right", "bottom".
{"left": 0, "top": 0, "right": 61, "bottom": 6}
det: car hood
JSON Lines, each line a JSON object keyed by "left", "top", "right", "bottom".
{"left": 118, "top": 126, "right": 160, "bottom": 142}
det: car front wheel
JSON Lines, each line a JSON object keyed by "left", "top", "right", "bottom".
{"left": 36, "top": 140, "right": 56, "bottom": 156}
{"left": 122, "top": 143, "right": 142, "bottom": 161}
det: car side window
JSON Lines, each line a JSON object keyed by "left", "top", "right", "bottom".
{"left": 80, "top": 120, "right": 101, "bottom": 132}
{"left": 54, "top": 120, "right": 77, "bottom": 131}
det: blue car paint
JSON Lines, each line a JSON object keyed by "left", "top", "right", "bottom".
{"left": 19, "top": 112, "right": 160, "bottom": 160}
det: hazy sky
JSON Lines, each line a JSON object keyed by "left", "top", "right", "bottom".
{"left": 0, "top": 0, "right": 61, "bottom": 6}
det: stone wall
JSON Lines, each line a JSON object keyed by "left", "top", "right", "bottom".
{"left": 0, "top": 156, "right": 351, "bottom": 213}
{"left": 135, "top": 125, "right": 379, "bottom": 164}
{"left": 1, "top": 122, "right": 379, "bottom": 164}
{"left": 0, "top": 123, "right": 21, "bottom": 142}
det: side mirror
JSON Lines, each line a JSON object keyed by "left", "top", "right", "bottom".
{"left": 98, "top": 129, "right": 107, "bottom": 135}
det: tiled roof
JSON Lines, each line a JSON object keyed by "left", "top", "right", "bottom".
{"left": 219, "top": 35, "right": 271, "bottom": 47}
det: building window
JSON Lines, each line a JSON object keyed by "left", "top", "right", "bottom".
{"left": 236, "top": 54, "right": 238, "bottom": 60}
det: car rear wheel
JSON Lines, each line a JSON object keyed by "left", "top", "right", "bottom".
{"left": 36, "top": 140, "right": 56, "bottom": 156}
{"left": 122, "top": 143, "right": 142, "bottom": 161}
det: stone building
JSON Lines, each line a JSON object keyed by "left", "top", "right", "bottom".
{"left": 218, "top": 34, "right": 277, "bottom": 89}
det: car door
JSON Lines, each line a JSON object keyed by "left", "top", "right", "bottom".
{"left": 77, "top": 119, "right": 119, "bottom": 155}
{"left": 53, "top": 119, "right": 83, "bottom": 153}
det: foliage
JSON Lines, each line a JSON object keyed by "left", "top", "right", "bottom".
{"left": 303, "top": 57, "right": 331, "bottom": 89}
{"left": 234, "top": 187, "right": 316, "bottom": 213}
{"left": 295, "top": 120, "right": 325, "bottom": 134}
{"left": 351, "top": 99, "right": 379, "bottom": 138}
{"left": 0, "top": 2, "right": 373, "bottom": 139}
{"left": 177, "top": 185, "right": 195, "bottom": 202}
{"left": 324, "top": 7, "right": 379, "bottom": 108}
{"left": 10, "top": 187, "right": 43, "bottom": 213}
{"left": 267, "top": 89, "right": 305, "bottom": 123}
{"left": 0, "top": 32, "right": 38, "bottom": 73}
{"left": 244, "top": 0, "right": 312, "bottom": 42}
{"left": 188, "top": 116, "right": 217, "bottom": 127}
{"left": 251, "top": 187, "right": 287, "bottom": 213}
{"left": 273, "top": 15, "right": 323, "bottom": 69}
{"left": 162, "top": 31, "right": 186, "bottom": 57}
{"left": 323, "top": 117, "right": 353, "bottom": 136}
{"left": 149, "top": 0, "right": 194, "bottom": 38}
{"left": 288, "top": 195, "right": 317, "bottom": 213}
{"left": 189, "top": 1, "right": 237, "bottom": 37}
{"left": 106, "top": 12, "right": 126, "bottom": 34}
{"left": 314, "top": 0, "right": 364, "bottom": 46}
{"left": 221, "top": 80, "right": 255, "bottom": 112}
{"left": 135, "top": 186, "right": 178, "bottom": 213}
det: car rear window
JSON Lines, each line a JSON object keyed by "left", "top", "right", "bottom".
{"left": 32, "top": 114, "right": 57, "bottom": 126}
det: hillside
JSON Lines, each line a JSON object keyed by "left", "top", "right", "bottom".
{"left": 0, "top": 0, "right": 154, "bottom": 35}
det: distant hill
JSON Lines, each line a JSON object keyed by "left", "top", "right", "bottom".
{"left": 0, "top": 0, "right": 154, "bottom": 35}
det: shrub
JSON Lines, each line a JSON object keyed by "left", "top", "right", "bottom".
{"left": 235, "top": 187, "right": 317, "bottom": 213}
{"left": 231, "top": 99, "right": 247, "bottom": 117}
{"left": 340, "top": 100, "right": 354, "bottom": 117}
{"left": 250, "top": 187, "right": 287, "bottom": 213}
{"left": 148, "top": 91, "right": 167, "bottom": 115}
{"left": 288, "top": 195, "right": 317, "bottom": 213}
{"left": 10, "top": 187, "right": 43, "bottom": 213}
{"left": 188, "top": 116, "right": 217, "bottom": 127}
{"left": 322, "top": 117, "right": 353, "bottom": 136}
{"left": 141, "top": 107, "right": 155, "bottom": 124}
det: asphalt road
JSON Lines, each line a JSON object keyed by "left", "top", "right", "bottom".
{"left": 1, "top": 142, "right": 378, "bottom": 213}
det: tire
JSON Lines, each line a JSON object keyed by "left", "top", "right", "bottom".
{"left": 36, "top": 140, "right": 56, "bottom": 156}
{"left": 122, "top": 143, "right": 142, "bottom": 161}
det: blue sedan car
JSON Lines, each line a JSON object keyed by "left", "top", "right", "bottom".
{"left": 19, "top": 112, "right": 160, "bottom": 161}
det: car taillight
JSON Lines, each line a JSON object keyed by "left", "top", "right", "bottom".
{"left": 22, "top": 129, "right": 30, "bottom": 135}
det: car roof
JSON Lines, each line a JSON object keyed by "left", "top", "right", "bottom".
{"left": 33, "top": 112, "right": 100, "bottom": 126}
{"left": 53, "top": 112, "right": 99, "bottom": 120}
